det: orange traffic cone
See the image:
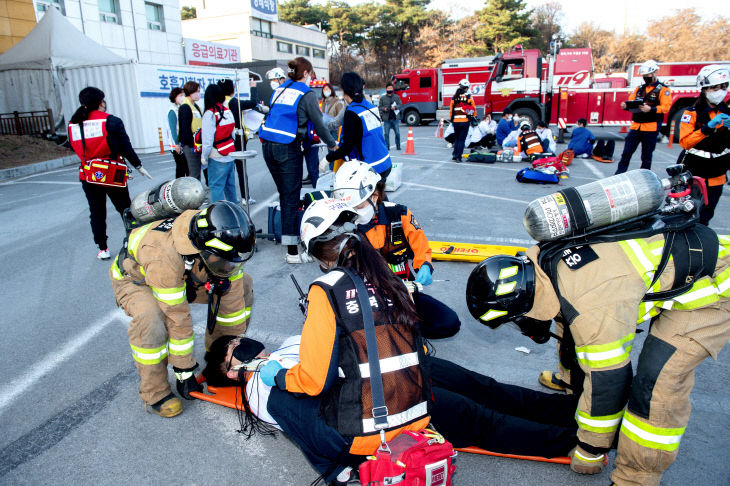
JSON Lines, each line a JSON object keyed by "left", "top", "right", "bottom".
{"left": 158, "top": 127, "right": 165, "bottom": 155}
{"left": 619, "top": 125, "right": 628, "bottom": 134}
{"left": 404, "top": 127, "right": 416, "bottom": 155}
{"left": 668, "top": 122, "right": 675, "bottom": 148}
{"left": 438, "top": 118, "right": 444, "bottom": 138}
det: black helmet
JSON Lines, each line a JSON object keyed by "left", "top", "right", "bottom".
{"left": 189, "top": 201, "right": 256, "bottom": 277}
{"left": 465, "top": 254, "right": 536, "bottom": 329}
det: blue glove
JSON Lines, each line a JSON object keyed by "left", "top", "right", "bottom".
{"left": 414, "top": 265, "right": 433, "bottom": 286}
{"left": 259, "top": 360, "right": 283, "bottom": 387}
{"left": 707, "top": 113, "right": 728, "bottom": 129}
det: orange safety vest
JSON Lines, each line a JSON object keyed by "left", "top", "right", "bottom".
{"left": 68, "top": 111, "right": 128, "bottom": 187}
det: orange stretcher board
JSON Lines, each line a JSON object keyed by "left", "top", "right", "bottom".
{"left": 191, "top": 377, "right": 579, "bottom": 465}
{"left": 429, "top": 241, "right": 527, "bottom": 263}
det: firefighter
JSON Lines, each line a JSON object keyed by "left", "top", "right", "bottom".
{"left": 517, "top": 121, "right": 544, "bottom": 157}
{"left": 68, "top": 86, "right": 152, "bottom": 260}
{"left": 109, "top": 201, "right": 255, "bottom": 417}
{"left": 333, "top": 161, "right": 461, "bottom": 339}
{"left": 449, "top": 79, "right": 477, "bottom": 161}
{"left": 466, "top": 229, "right": 730, "bottom": 486}
{"left": 615, "top": 60, "right": 672, "bottom": 174}
{"left": 679, "top": 64, "right": 730, "bottom": 226}
{"left": 260, "top": 198, "right": 430, "bottom": 485}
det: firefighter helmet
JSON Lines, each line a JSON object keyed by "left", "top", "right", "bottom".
{"left": 696, "top": 64, "right": 730, "bottom": 89}
{"left": 465, "top": 254, "right": 536, "bottom": 329}
{"left": 266, "top": 67, "right": 286, "bottom": 80}
{"left": 459, "top": 78, "right": 471, "bottom": 88}
{"left": 189, "top": 202, "right": 256, "bottom": 277}
{"left": 638, "top": 60, "right": 659, "bottom": 75}
{"left": 300, "top": 198, "right": 358, "bottom": 256}
{"left": 332, "top": 160, "right": 381, "bottom": 208}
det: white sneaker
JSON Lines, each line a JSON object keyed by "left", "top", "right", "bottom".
{"left": 97, "top": 249, "right": 111, "bottom": 260}
{"left": 580, "top": 153, "right": 590, "bottom": 158}
{"left": 286, "top": 252, "right": 313, "bottom": 264}
{"left": 248, "top": 198, "right": 256, "bottom": 205}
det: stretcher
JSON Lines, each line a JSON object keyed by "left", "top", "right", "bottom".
{"left": 190, "top": 377, "right": 585, "bottom": 465}
{"left": 429, "top": 241, "right": 527, "bottom": 263}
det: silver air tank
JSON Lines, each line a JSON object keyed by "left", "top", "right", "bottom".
{"left": 130, "top": 177, "right": 205, "bottom": 223}
{"left": 523, "top": 169, "right": 665, "bottom": 242}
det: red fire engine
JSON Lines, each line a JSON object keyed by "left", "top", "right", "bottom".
{"left": 391, "top": 57, "right": 495, "bottom": 126}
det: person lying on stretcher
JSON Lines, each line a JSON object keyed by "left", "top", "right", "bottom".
{"left": 203, "top": 334, "right": 582, "bottom": 460}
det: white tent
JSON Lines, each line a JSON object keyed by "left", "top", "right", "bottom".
{"left": 0, "top": 8, "right": 132, "bottom": 129}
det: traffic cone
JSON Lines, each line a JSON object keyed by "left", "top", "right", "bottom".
{"left": 158, "top": 127, "right": 165, "bottom": 155}
{"left": 619, "top": 125, "right": 628, "bottom": 134}
{"left": 438, "top": 118, "right": 444, "bottom": 138}
{"left": 404, "top": 127, "right": 416, "bottom": 155}
{"left": 668, "top": 122, "right": 675, "bottom": 148}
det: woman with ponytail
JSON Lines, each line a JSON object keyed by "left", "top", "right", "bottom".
{"left": 68, "top": 86, "right": 151, "bottom": 260}
{"left": 325, "top": 72, "right": 392, "bottom": 181}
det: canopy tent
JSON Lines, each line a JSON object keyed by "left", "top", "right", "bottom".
{"left": 0, "top": 8, "right": 132, "bottom": 129}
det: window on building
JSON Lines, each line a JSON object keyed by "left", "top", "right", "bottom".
{"left": 296, "top": 45, "right": 310, "bottom": 56}
{"left": 251, "top": 18, "right": 272, "bottom": 38}
{"left": 36, "top": 0, "right": 64, "bottom": 14}
{"left": 145, "top": 2, "right": 164, "bottom": 31}
{"left": 419, "top": 77, "right": 432, "bottom": 88}
{"left": 277, "top": 41, "right": 292, "bottom": 54}
{"left": 312, "top": 48, "right": 325, "bottom": 59}
{"left": 98, "top": 0, "right": 119, "bottom": 23}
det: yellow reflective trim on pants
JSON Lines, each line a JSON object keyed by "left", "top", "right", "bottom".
{"left": 168, "top": 336, "right": 194, "bottom": 355}
{"left": 127, "top": 223, "right": 153, "bottom": 261}
{"left": 151, "top": 286, "right": 187, "bottom": 305}
{"left": 575, "top": 333, "right": 634, "bottom": 369}
{"left": 621, "top": 411, "right": 685, "bottom": 452}
{"left": 130, "top": 343, "right": 168, "bottom": 365}
{"left": 229, "top": 270, "right": 244, "bottom": 282}
{"left": 575, "top": 409, "right": 624, "bottom": 434}
{"left": 216, "top": 307, "right": 252, "bottom": 326}
{"left": 716, "top": 267, "right": 730, "bottom": 297}
{"left": 718, "top": 235, "right": 730, "bottom": 258}
{"left": 110, "top": 255, "right": 124, "bottom": 280}
{"left": 663, "top": 279, "right": 720, "bottom": 311}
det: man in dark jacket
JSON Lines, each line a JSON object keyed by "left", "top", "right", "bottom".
{"left": 378, "top": 82, "right": 402, "bottom": 151}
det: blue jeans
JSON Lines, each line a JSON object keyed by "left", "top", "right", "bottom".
{"left": 414, "top": 292, "right": 461, "bottom": 339}
{"left": 207, "top": 159, "right": 237, "bottom": 203}
{"left": 383, "top": 119, "right": 401, "bottom": 149}
{"left": 267, "top": 387, "right": 358, "bottom": 482}
{"left": 304, "top": 143, "right": 320, "bottom": 187}
{"left": 262, "top": 141, "right": 303, "bottom": 246}
{"left": 452, "top": 122, "right": 470, "bottom": 159}
{"left": 616, "top": 130, "right": 658, "bottom": 174}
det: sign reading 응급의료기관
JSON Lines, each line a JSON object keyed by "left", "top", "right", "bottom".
{"left": 184, "top": 38, "right": 241, "bottom": 66}
{"left": 251, "top": 0, "right": 278, "bottom": 22}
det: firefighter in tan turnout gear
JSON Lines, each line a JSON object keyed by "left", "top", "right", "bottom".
{"left": 110, "top": 201, "right": 255, "bottom": 417}
{"left": 465, "top": 229, "right": 730, "bottom": 485}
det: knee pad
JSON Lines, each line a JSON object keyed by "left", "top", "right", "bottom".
{"left": 627, "top": 334, "right": 676, "bottom": 419}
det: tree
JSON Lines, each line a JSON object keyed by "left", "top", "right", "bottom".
{"left": 279, "top": 0, "right": 330, "bottom": 32}
{"left": 642, "top": 9, "right": 730, "bottom": 62}
{"left": 569, "top": 22, "right": 614, "bottom": 72}
{"left": 467, "top": 0, "right": 537, "bottom": 55}
{"left": 530, "top": 2, "right": 563, "bottom": 53}
{"left": 180, "top": 6, "right": 196, "bottom": 20}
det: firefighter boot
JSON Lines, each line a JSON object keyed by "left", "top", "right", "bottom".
{"left": 174, "top": 364, "right": 202, "bottom": 400}
{"left": 569, "top": 446, "right": 605, "bottom": 475}
{"left": 538, "top": 370, "right": 568, "bottom": 392}
{"left": 145, "top": 393, "right": 183, "bottom": 418}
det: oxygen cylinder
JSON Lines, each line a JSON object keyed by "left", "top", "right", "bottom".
{"left": 523, "top": 169, "right": 666, "bottom": 242}
{"left": 130, "top": 177, "right": 205, "bottom": 223}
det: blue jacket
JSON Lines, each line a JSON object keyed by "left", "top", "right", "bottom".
{"left": 496, "top": 118, "right": 516, "bottom": 145}
{"left": 568, "top": 126, "right": 596, "bottom": 155}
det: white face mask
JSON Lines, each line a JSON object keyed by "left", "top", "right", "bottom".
{"left": 706, "top": 89, "right": 727, "bottom": 105}
{"left": 270, "top": 81, "right": 280, "bottom": 90}
{"left": 323, "top": 89, "right": 332, "bottom": 97}
{"left": 355, "top": 203, "right": 375, "bottom": 224}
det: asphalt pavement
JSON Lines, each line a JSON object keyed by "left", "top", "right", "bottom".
{"left": 0, "top": 126, "right": 728, "bottom": 485}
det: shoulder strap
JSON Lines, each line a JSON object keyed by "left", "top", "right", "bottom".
{"left": 339, "top": 267, "right": 389, "bottom": 432}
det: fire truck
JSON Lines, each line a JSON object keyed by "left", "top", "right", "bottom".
{"left": 391, "top": 57, "right": 495, "bottom": 126}
{"left": 482, "top": 46, "right": 730, "bottom": 137}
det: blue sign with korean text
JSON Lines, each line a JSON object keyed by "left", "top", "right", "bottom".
{"left": 251, "top": 0, "right": 277, "bottom": 22}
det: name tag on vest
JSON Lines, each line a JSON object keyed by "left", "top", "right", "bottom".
{"left": 360, "top": 110, "right": 382, "bottom": 131}
{"left": 275, "top": 89, "right": 301, "bottom": 106}
{"left": 71, "top": 120, "right": 104, "bottom": 140}
{"left": 561, "top": 246, "right": 598, "bottom": 270}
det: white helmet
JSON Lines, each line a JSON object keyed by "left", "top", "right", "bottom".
{"left": 332, "top": 160, "right": 381, "bottom": 208}
{"left": 266, "top": 67, "right": 286, "bottom": 80}
{"left": 299, "top": 198, "right": 358, "bottom": 256}
{"left": 696, "top": 64, "right": 730, "bottom": 88}
{"left": 459, "top": 78, "right": 471, "bottom": 88}
{"left": 638, "top": 60, "right": 659, "bottom": 76}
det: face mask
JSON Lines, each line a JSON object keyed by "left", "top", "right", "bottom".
{"left": 270, "top": 81, "right": 280, "bottom": 90}
{"left": 323, "top": 89, "right": 331, "bottom": 97}
{"left": 232, "top": 338, "right": 265, "bottom": 363}
{"left": 643, "top": 76, "right": 654, "bottom": 84}
{"left": 505, "top": 115, "right": 512, "bottom": 121}
{"left": 304, "top": 75, "right": 311, "bottom": 86}
{"left": 386, "top": 90, "right": 393, "bottom": 95}
{"left": 355, "top": 202, "right": 375, "bottom": 224}
{"left": 706, "top": 89, "right": 728, "bottom": 105}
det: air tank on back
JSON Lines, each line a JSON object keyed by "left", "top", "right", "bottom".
{"left": 130, "top": 177, "right": 205, "bottom": 223}
{"left": 523, "top": 169, "right": 666, "bottom": 242}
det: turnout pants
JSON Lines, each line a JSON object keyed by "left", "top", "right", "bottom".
{"left": 81, "top": 180, "right": 131, "bottom": 251}
{"left": 615, "top": 130, "right": 658, "bottom": 174}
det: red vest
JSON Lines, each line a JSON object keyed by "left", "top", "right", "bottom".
{"left": 195, "top": 103, "right": 236, "bottom": 156}
{"left": 68, "top": 111, "right": 128, "bottom": 187}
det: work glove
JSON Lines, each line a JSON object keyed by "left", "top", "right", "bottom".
{"left": 414, "top": 265, "right": 433, "bottom": 286}
{"left": 319, "top": 156, "right": 331, "bottom": 174}
{"left": 259, "top": 360, "right": 283, "bottom": 387}
{"left": 174, "top": 364, "right": 202, "bottom": 400}
{"left": 137, "top": 166, "right": 152, "bottom": 179}
{"left": 569, "top": 446, "right": 605, "bottom": 475}
{"left": 708, "top": 113, "right": 730, "bottom": 129}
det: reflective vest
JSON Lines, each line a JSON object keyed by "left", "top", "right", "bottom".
{"left": 312, "top": 269, "right": 429, "bottom": 438}
{"left": 194, "top": 103, "right": 236, "bottom": 156}
{"left": 381, "top": 203, "right": 414, "bottom": 279}
{"left": 68, "top": 111, "right": 128, "bottom": 187}
{"left": 183, "top": 97, "right": 203, "bottom": 151}
{"left": 259, "top": 80, "right": 310, "bottom": 144}
{"left": 519, "top": 130, "right": 543, "bottom": 155}
{"left": 347, "top": 101, "right": 392, "bottom": 174}
{"left": 632, "top": 82, "right": 666, "bottom": 125}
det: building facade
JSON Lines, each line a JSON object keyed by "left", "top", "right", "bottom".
{"left": 1, "top": 0, "right": 184, "bottom": 63}
{"left": 182, "top": 0, "right": 329, "bottom": 81}
{"left": 1, "top": 0, "right": 37, "bottom": 54}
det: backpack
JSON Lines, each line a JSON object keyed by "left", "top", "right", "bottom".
{"left": 516, "top": 167, "right": 560, "bottom": 184}
{"left": 466, "top": 152, "right": 497, "bottom": 163}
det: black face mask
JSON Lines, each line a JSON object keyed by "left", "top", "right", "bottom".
{"left": 232, "top": 338, "right": 265, "bottom": 363}
{"left": 386, "top": 90, "right": 393, "bottom": 95}
{"left": 643, "top": 76, "right": 654, "bottom": 85}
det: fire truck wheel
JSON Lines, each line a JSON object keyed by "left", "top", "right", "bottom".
{"left": 404, "top": 109, "right": 421, "bottom": 126}
{"left": 513, "top": 108, "right": 539, "bottom": 128}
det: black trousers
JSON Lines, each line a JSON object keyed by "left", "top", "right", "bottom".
{"left": 81, "top": 180, "right": 131, "bottom": 250}
{"left": 616, "top": 129, "right": 658, "bottom": 174}
{"left": 593, "top": 139, "right": 616, "bottom": 159}
{"left": 700, "top": 182, "right": 724, "bottom": 225}
{"left": 427, "top": 357, "right": 579, "bottom": 458}
{"left": 262, "top": 141, "right": 303, "bottom": 247}
{"left": 414, "top": 292, "right": 461, "bottom": 339}
{"left": 452, "top": 122, "right": 470, "bottom": 159}
{"left": 171, "top": 149, "right": 189, "bottom": 178}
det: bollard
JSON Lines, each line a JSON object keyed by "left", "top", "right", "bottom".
{"left": 158, "top": 127, "right": 165, "bottom": 155}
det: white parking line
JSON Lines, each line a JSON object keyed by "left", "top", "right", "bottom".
{"left": 4, "top": 181, "right": 79, "bottom": 186}
{"left": 402, "top": 182, "right": 530, "bottom": 204}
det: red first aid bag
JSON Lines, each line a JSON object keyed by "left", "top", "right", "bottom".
{"left": 358, "top": 429, "right": 457, "bottom": 486}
